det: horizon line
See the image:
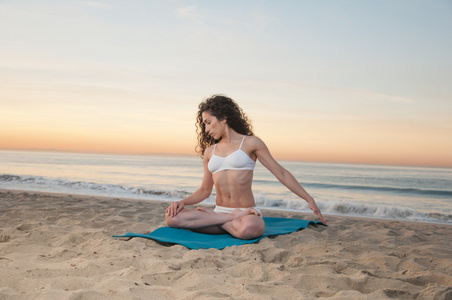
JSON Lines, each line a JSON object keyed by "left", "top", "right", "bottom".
{"left": 1, "top": 148, "right": 451, "bottom": 170}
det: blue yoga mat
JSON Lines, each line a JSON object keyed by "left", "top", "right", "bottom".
{"left": 113, "top": 217, "right": 325, "bottom": 250}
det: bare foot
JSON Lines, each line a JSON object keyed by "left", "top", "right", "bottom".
{"left": 231, "top": 208, "right": 260, "bottom": 219}
{"left": 196, "top": 207, "right": 215, "bottom": 214}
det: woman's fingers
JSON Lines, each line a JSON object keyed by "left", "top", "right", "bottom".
{"left": 316, "top": 211, "right": 327, "bottom": 225}
{"left": 172, "top": 203, "right": 178, "bottom": 217}
{"left": 166, "top": 202, "right": 177, "bottom": 217}
{"left": 176, "top": 202, "right": 184, "bottom": 214}
{"left": 309, "top": 201, "right": 327, "bottom": 225}
{"left": 166, "top": 201, "right": 184, "bottom": 217}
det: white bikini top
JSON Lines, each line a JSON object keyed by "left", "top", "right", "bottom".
{"left": 208, "top": 136, "right": 256, "bottom": 174}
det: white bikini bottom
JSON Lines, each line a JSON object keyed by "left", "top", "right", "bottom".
{"left": 213, "top": 205, "right": 263, "bottom": 217}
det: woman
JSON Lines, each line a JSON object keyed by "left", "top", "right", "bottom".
{"left": 165, "top": 95, "right": 327, "bottom": 240}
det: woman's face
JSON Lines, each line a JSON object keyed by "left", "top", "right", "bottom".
{"left": 202, "top": 111, "right": 226, "bottom": 140}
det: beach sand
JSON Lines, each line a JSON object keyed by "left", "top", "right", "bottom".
{"left": 0, "top": 189, "right": 451, "bottom": 299}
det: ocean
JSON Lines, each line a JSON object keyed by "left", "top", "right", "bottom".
{"left": 1, "top": 150, "right": 451, "bottom": 224}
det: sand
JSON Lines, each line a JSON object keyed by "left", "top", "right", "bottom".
{"left": 0, "top": 189, "right": 451, "bottom": 300}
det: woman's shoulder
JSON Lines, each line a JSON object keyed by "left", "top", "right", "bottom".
{"left": 246, "top": 135, "right": 264, "bottom": 143}
{"left": 203, "top": 144, "right": 215, "bottom": 158}
{"left": 246, "top": 135, "right": 267, "bottom": 149}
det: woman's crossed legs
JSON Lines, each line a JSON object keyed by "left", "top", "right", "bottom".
{"left": 165, "top": 207, "right": 265, "bottom": 240}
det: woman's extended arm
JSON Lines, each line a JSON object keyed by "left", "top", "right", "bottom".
{"left": 252, "top": 137, "right": 327, "bottom": 224}
{"left": 165, "top": 152, "right": 214, "bottom": 218}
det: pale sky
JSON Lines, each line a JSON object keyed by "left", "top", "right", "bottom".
{"left": 1, "top": 0, "right": 451, "bottom": 167}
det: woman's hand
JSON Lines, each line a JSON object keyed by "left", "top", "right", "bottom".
{"left": 307, "top": 199, "right": 327, "bottom": 225}
{"left": 165, "top": 201, "right": 185, "bottom": 218}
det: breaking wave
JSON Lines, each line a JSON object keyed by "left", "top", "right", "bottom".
{"left": 2, "top": 174, "right": 451, "bottom": 224}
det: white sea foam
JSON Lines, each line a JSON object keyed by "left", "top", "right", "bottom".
{"left": 3, "top": 174, "right": 450, "bottom": 223}
{"left": 1, "top": 150, "right": 451, "bottom": 224}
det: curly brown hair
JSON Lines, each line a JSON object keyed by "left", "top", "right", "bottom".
{"left": 196, "top": 95, "right": 254, "bottom": 156}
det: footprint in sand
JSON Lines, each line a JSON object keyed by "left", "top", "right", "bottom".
{"left": 0, "top": 235, "right": 11, "bottom": 242}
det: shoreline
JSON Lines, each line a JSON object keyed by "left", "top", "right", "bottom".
{"left": 2, "top": 188, "right": 451, "bottom": 227}
{"left": 1, "top": 189, "right": 451, "bottom": 299}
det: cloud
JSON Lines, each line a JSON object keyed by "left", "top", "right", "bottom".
{"left": 357, "top": 91, "right": 414, "bottom": 103}
{"left": 177, "top": 6, "right": 202, "bottom": 24}
{"left": 244, "top": 79, "right": 416, "bottom": 104}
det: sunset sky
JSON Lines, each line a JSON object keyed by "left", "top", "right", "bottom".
{"left": 1, "top": 1, "right": 451, "bottom": 167}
